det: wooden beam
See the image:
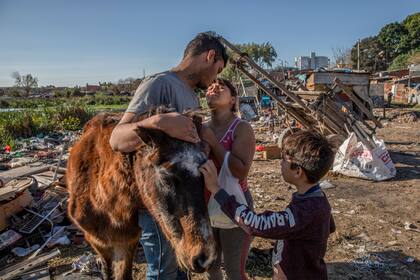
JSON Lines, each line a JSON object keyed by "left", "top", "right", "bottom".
{"left": 219, "top": 37, "right": 309, "bottom": 111}
{"left": 334, "top": 78, "right": 382, "bottom": 128}
{"left": 237, "top": 65, "right": 314, "bottom": 129}
{"left": 0, "top": 249, "right": 60, "bottom": 280}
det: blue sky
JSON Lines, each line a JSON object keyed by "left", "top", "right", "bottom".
{"left": 0, "top": 0, "right": 417, "bottom": 87}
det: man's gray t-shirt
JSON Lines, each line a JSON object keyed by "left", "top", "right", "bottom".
{"left": 126, "top": 71, "right": 199, "bottom": 114}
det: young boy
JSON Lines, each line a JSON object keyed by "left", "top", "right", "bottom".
{"left": 200, "top": 130, "right": 336, "bottom": 280}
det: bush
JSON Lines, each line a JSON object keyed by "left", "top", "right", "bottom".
{"left": 0, "top": 106, "right": 95, "bottom": 148}
{"left": 60, "top": 117, "right": 81, "bottom": 131}
{"left": 0, "top": 100, "right": 10, "bottom": 108}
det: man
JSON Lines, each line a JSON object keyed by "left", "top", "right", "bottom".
{"left": 109, "top": 32, "right": 228, "bottom": 280}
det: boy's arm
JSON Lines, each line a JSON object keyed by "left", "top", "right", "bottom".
{"left": 214, "top": 189, "right": 306, "bottom": 240}
{"left": 200, "top": 160, "right": 309, "bottom": 240}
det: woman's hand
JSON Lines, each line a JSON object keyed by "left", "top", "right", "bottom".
{"left": 199, "top": 160, "right": 220, "bottom": 194}
{"left": 200, "top": 126, "right": 218, "bottom": 148}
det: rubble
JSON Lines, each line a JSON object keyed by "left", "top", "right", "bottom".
{"left": 390, "top": 111, "right": 419, "bottom": 123}
{"left": 0, "top": 249, "right": 60, "bottom": 280}
{"left": 0, "top": 229, "right": 22, "bottom": 250}
{"left": 11, "top": 244, "right": 40, "bottom": 257}
{"left": 0, "top": 178, "right": 34, "bottom": 231}
{"left": 0, "top": 133, "right": 73, "bottom": 279}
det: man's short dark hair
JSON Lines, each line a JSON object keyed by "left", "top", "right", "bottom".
{"left": 282, "top": 130, "right": 334, "bottom": 183}
{"left": 184, "top": 33, "right": 228, "bottom": 65}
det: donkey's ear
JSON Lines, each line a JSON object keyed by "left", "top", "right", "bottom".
{"left": 134, "top": 126, "right": 164, "bottom": 146}
{"left": 183, "top": 110, "right": 204, "bottom": 137}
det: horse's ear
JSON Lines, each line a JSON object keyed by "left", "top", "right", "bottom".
{"left": 134, "top": 126, "right": 164, "bottom": 146}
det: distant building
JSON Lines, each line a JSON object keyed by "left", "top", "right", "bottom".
{"left": 295, "top": 52, "right": 329, "bottom": 70}
{"left": 82, "top": 83, "right": 101, "bottom": 94}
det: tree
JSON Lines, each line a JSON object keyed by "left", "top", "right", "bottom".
{"left": 239, "top": 42, "right": 278, "bottom": 68}
{"left": 332, "top": 47, "right": 352, "bottom": 67}
{"left": 350, "top": 36, "right": 387, "bottom": 72}
{"left": 377, "top": 22, "right": 409, "bottom": 62}
{"left": 348, "top": 13, "right": 420, "bottom": 72}
{"left": 402, "top": 12, "right": 420, "bottom": 50}
{"left": 11, "top": 72, "right": 38, "bottom": 96}
{"left": 219, "top": 42, "right": 278, "bottom": 82}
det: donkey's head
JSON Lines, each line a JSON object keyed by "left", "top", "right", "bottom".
{"left": 134, "top": 109, "right": 216, "bottom": 273}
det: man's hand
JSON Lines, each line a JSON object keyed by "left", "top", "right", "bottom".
{"left": 156, "top": 112, "right": 200, "bottom": 143}
{"left": 199, "top": 160, "right": 220, "bottom": 194}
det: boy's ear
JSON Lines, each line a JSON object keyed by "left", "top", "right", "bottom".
{"left": 295, "top": 166, "right": 305, "bottom": 179}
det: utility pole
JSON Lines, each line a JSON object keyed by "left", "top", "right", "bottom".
{"left": 357, "top": 39, "right": 360, "bottom": 71}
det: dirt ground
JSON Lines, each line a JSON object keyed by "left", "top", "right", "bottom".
{"left": 46, "top": 108, "right": 419, "bottom": 279}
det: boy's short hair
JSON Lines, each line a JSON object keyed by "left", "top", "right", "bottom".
{"left": 184, "top": 33, "right": 229, "bottom": 65}
{"left": 282, "top": 130, "right": 334, "bottom": 183}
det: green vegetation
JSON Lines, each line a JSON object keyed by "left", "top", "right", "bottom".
{"left": 350, "top": 12, "right": 420, "bottom": 72}
{"left": 0, "top": 93, "right": 131, "bottom": 109}
{"left": 0, "top": 106, "right": 94, "bottom": 148}
{"left": 388, "top": 48, "right": 420, "bottom": 70}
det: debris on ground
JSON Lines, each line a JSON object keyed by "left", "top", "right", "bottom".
{"left": 388, "top": 111, "right": 420, "bottom": 123}
{"left": 0, "top": 133, "right": 73, "bottom": 279}
{"left": 0, "top": 105, "right": 419, "bottom": 279}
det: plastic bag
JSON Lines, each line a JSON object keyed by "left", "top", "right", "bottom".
{"left": 333, "top": 133, "right": 396, "bottom": 181}
{"left": 208, "top": 152, "right": 248, "bottom": 228}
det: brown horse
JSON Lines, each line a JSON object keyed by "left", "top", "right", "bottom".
{"left": 67, "top": 109, "right": 216, "bottom": 279}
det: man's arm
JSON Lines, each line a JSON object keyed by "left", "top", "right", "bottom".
{"left": 110, "top": 112, "right": 200, "bottom": 153}
{"left": 109, "top": 112, "right": 156, "bottom": 153}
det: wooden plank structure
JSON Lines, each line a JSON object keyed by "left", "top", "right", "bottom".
{"left": 218, "top": 36, "right": 382, "bottom": 148}
{"left": 0, "top": 249, "right": 60, "bottom": 280}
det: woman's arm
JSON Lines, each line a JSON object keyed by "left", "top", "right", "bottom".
{"left": 228, "top": 122, "right": 255, "bottom": 180}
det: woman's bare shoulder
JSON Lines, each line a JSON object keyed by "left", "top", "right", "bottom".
{"left": 235, "top": 119, "right": 255, "bottom": 137}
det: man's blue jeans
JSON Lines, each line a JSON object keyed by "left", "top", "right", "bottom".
{"left": 139, "top": 211, "right": 187, "bottom": 280}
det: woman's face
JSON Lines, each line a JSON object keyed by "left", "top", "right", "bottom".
{"left": 206, "top": 81, "right": 235, "bottom": 110}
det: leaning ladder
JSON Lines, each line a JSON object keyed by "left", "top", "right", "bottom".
{"left": 218, "top": 36, "right": 381, "bottom": 148}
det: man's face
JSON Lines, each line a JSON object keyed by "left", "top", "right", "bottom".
{"left": 197, "top": 58, "right": 225, "bottom": 90}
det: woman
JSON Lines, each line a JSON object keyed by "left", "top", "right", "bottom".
{"left": 202, "top": 78, "right": 256, "bottom": 280}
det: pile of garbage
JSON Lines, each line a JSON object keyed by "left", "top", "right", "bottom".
{"left": 0, "top": 132, "right": 90, "bottom": 280}
{"left": 0, "top": 132, "right": 79, "bottom": 172}
{"left": 388, "top": 111, "right": 419, "bottom": 123}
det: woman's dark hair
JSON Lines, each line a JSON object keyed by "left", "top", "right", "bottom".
{"left": 215, "top": 78, "right": 238, "bottom": 112}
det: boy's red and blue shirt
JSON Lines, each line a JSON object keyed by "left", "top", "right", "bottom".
{"left": 214, "top": 185, "right": 335, "bottom": 280}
